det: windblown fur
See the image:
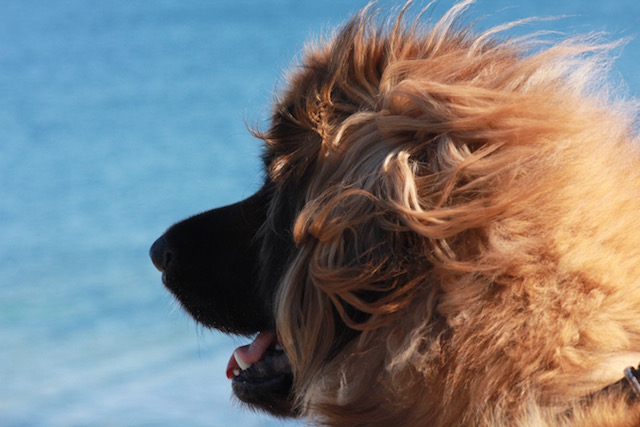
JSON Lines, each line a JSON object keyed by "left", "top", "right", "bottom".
{"left": 260, "top": 2, "right": 640, "bottom": 425}
{"left": 153, "top": 1, "right": 640, "bottom": 425}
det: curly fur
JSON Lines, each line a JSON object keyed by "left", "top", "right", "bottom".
{"left": 253, "top": 1, "right": 640, "bottom": 425}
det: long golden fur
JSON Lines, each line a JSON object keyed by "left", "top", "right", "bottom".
{"left": 259, "top": 2, "right": 640, "bottom": 425}
{"left": 152, "top": 1, "right": 640, "bottom": 425}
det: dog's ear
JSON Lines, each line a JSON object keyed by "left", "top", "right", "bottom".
{"left": 288, "top": 147, "right": 430, "bottom": 331}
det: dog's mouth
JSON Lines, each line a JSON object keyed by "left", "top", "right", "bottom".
{"left": 226, "top": 331, "right": 295, "bottom": 416}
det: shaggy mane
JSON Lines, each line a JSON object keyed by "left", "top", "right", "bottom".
{"left": 252, "top": 1, "right": 640, "bottom": 425}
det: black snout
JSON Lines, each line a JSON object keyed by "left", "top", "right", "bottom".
{"left": 149, "top": 187, "right": 272, "bottom": 335}
{"left": 149, "top": 235, "right": 171, "bottom": 272}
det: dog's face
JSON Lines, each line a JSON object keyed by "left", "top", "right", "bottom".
{"left": 150, "top": 3, "right": 640, "bottom": 424}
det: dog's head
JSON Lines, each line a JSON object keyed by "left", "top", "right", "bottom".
{"left": 150, "top": 2, "right": 639, "bottom": 423}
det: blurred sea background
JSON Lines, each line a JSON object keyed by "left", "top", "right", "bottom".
{"left": 1, "top": 1, "right": 638, "bottom": 426}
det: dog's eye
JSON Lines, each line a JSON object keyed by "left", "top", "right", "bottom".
{"left": 283, "top": 103, "right": 296, "bottom": 120}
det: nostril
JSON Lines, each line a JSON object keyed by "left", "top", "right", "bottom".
{"left": 149, "top": 235, "right": 173, "bottom": 272}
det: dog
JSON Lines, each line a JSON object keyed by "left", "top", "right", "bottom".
{"left": 150, "top": 1, "right": 640, "bottom": 425}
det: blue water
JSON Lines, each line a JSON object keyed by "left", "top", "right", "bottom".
{"left": 0, "top": 1, "right": 637, "bottom": 425}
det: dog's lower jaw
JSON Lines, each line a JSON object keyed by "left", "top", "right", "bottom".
{"left": 231, "top": 352, "right": 297, "bottom": 417}
{"left": 232, "top": 366, "right": 296, "bottom": 417}
{"left": 227, "top": 332, "right": 298, "bottom": 417}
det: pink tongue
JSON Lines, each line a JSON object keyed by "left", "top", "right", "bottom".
{"left": 226, "top": 331, "right": 277, "bottom": 380}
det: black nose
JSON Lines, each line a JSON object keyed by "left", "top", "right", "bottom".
{"left": 150, "top": 235, "right": 172, "bottom": 272}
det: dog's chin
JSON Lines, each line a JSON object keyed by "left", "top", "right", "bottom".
{"left": 223, "top": 330, "right": 297, "bottom": 417}
{"left": 231, "top": 348, "right": 296, "bottom": 417}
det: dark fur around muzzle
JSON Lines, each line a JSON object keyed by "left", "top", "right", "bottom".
{"left": 149, "top": 189, "right": 270, "bottom": 335}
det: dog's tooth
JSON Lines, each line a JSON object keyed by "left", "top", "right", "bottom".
{"left": 274, "top": 343, "right": 284, "bottom": 351}
{"left": 234, "top": 350, "right": 252, "bottom": 370}
{"left": 233, "top": 368, "right": 240, "bottom": 377}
